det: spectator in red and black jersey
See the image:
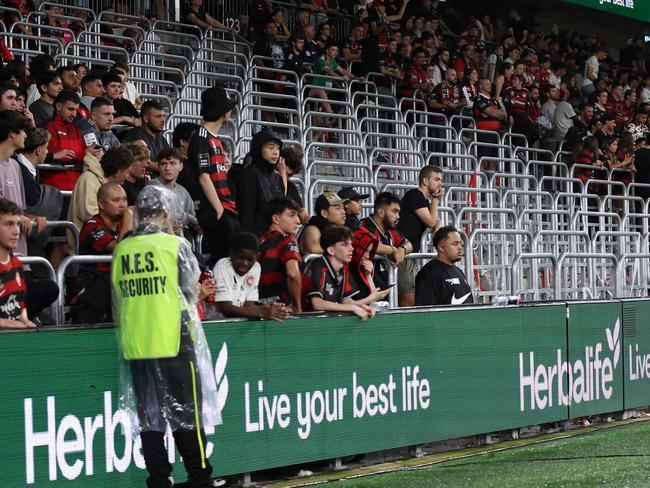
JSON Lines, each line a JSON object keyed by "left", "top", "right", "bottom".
{"left": 72, "top": 182, "right": 133, "bottom": 324}
{"left": 473, "top": 79, "right": 507, "bottom": 171}
{"left": 179, "top": 86, "right": 239, "bottom": 265}
{"left": 571, "top": 136, "right": 606, "bottom": 193}
{"left": 369, "top": 0, "right": 410, "bottom": 53}
{"left": 605, "top": 84, "right": 626, "bottom": 125}
{"left": 343, "top": 24, "right": 366, "bottom": 67}
{"left": 401, "top": 47, "right": 433, "bottom": 100}
{"left": 40, "top": 89, "right": 85, "bottom": 192}
{"left": 620, "top": 89, "right": 637, "bottom": 128}
{"left": 452, "top": 43, "right": 475, "bottom": 84}
{"left": 428, "top": 68, "right": 467, "bottom": 116}
{"left": 378, "top": 39, "right": 403, "bottom": 92}
{"left": 258, "top": 197, "right": 303, "bottom": 312}
{"left": 360, "top": 192, "right": 412, "bottom": 291}
{"left": 0, "top": 198, "right": 57, "bottom": 328}
{"left": 302, "top": 225, "right": 377, "bottom": 320}
{"left": 528, "top": 85, "right": 542, "bottom": 122}
{"left": 350, "top": 226, "right": 391, "bottom": 303}
{"left": 535, "top": 55, "right": 552, "bottom": 90}
{"left": 506, "top": 75, "right": 540, "bottom": 145}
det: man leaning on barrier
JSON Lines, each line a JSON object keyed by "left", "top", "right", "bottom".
{"left": 415, "top": 226, "right": 474, "bottom": 307}
{"left": 111, "top": 185, "right": 224, "bottom": 488}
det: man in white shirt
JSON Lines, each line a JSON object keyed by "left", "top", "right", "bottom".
{"left": 213, "top": 232, "right": 289, "bottom": 321}
{"left": 582, "top": 46, "right": 607, "bottom": 97}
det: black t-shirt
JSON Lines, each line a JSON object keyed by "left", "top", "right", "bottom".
{"left": 122, "top": 127, "right": 170, "bottom": 162}
{"left": 286, "top": 180, "right": 304, "bottom": 208}
{"left": 122, "top": 178, "right": 145, "bottom": 206}
{"left": 397, "top": 189, "right": 429, "bottom": 253}
{"left": 415, "top": 259, "right": 474, "bottom": 306}
{"left": 303, "top": 256, "right": 358, "bottom": 308}
{"left": 634, "top": 149, "right": 650, "bottom": 187}
{"left": 509, "top": 18, "right": 529, "bottom": 42}
{"left": 113, "top": 98, "right": 139, "bottom": 119}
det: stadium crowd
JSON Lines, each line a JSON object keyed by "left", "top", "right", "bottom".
{"left": 0, "top": 0, "right": 650, "bottom": 328}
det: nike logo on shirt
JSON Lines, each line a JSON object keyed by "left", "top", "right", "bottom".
{"left": 451, "top": 292, "right": 471, "bottom": 305}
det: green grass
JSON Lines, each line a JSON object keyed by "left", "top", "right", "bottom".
{"left": 328, "top": 422, "right": 650, "bottom": 487}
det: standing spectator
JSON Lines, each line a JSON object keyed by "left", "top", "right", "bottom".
{"left": 360, "top": 191, "right": 413, "bottom": 290}
{"left": 428, "top": 68, "right": 467, "bottom": 117}
{"left": 254, "top": 19, "right": 285, "bottom": 69}
{"left": 122, "top": 100, "right": 170, "bottom": 162}
{"left": 0, "top": 198, "right": 58, "bottom": 328}
{"left": 76, "top": 97, "right": 120, "bottom": 152}
{"left": 582, "top": 46, "right": 607, "bottom": 97}
{"left": 277, "top": 146, "right": 310, "bottom": 224}
{"left": 29, "top": 72, "right": 62, "bottom": 126}
{"left": 493, "top": 62, "right": 514, "bottom": 103}
{"left": 258, "top": 197, "right": 303, "bottom": 312}
{"left": 41, "top": 90, "right": 85, "bottom": 191}
{"left": 302, "top": 225, "right": 380, "bottom": 320}
{"left": 431, "top": 48, "right": 450, "bottom": 86}
{"left": 310, "top": 42, "right": 356, "bottom": 123}
{"left": 541, "top": 84, "right": 560, "bottom": 123}
{"left": 272, "top": 9, "right": 291, "bottom": 43}
{"left": 473, "top": 79, "right": 507, "bottom": 171}
{"left": 378, "top": 39, "right": 404, "bottom": 92}
{"left": 122, "top": 142, "right": 150, "bottom": 206}
{"left": 462, "top": 68, "right": 480, "bottom": 105}
{"left": 507, "top": 75, "right": 541, "bottom": 145}
{"left": 605, "top": 84, "right": 626, "bottom": 125}
{"left": 343, "top": 24, "right": 365, "bottom": 66}
{"left": 182, "top": 0, "right": 230, "bottom": 31}
{"left": 627, "top": 108, "right": 649, "bottom": 143}
{"left": 180, "top": 86, "right": 239, "bottom": 264}
{"left": 299, "top": 191, "right": 347, "bottom": 254}
{"left": 415, "top": 225, "right": 473, "bottom": 306}
{"left": 592, "top": 89, "right": 608, "bottom": 121}
{"left": 72, "top": 183, "right": 133, "bottom": 323}
{"left": 213, "top": 232, "right": 289, "bottom": 321}
{"left": 553, "top": 94, "right": 579, "bottom": 141}
{"left": 397, "top": 165, "right": 443, "bottom": 307}
{"left": 67, "top": 145, "right": 134, "bottom": 244}
{"left": 452, "top": 43, "right": 475, "bottom": 84}
{"left": 338, "top": 186, "right": 369, "bottom": 231}
{"left": 401, "top": 47, "right": 433, "bottom": 100}
{"left": 148, "top": 147, "right": 198, "bottom": 234}
{"left": 508, "top": 7, "right": 529, "bottom": 45}
{"left": 237, "top": 129, "right": 285, "bottom": 236}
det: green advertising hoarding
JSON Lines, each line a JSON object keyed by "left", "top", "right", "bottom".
{"left": 565, "top": 0, "right": 650, "bottom": 23}
{"left": 1, "top": 301, "right": 641, "bottom": 487}
{"left": 623, "top": 300, "right": 650, "bottom": 408}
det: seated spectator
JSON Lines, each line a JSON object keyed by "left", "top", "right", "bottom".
{"left": 553, "top": 94, "right": 579, "bottom": 141}
{"left": 349, "top": 226, "right": 387, "bottom": 301}
{"left": 182, "top": 0, "right": 230, "bottom": 32}
{"left": 79, "top": 73, "right": 104, "bottom": 111}
{"left": 627, "top": 108, "right": 649, "bottom": 143}
{"left": 415, "top": 226, "right": 474, "bottom": 306}
{"left": 338, "top": 186, "right": 369, "bottom": 231}
{"left": 171, "top": 122, "right": 200, "bottom": 160}
{"left": 299, "top": 191, "right": 347, "bottom": 254}
{"left": 29, "top": 72, "right": 62, "bottom": 127}
{"left": 14, "top": 127, "right": 62, "bottom": 260}
{"left": 571, "top": 136, "right": 605, "bottom": 193}
{"left": 271, "top": 9, "right": 291, "bottom": 43}
{"left": 258, "top": 197, "right": 303, "bottom": 312}
{"left": 122, "top": 141, "right": 150, "bottom": 205}
{"left": 343, "top": 24, "right": 365, "bottom": 66}
{"left": 0, "top": 82, "right": 17, "bottom": 111}
{"left": 594, "top": 113, "right": 617, "bottom": 148}
{"left": 72, "top": 183, "right": 133, "bottom": 324}
{"left": 122, "top": 100, "right": 170, "bottom": 162}
{"left": 101, "top": 72, "right": 140, "bottom": 128}
{"left": 68, "top": 145, "right": 134, "bottom": 244}
{"left": 148, "top": 147, "right": 198, "bottom": 235}
{"left": 112, "top": 62, "right": 142, "bottom": 110}
{"left": 506, "top": 75, "right": 541, "bottom": 145}
{"left": 25, "top": 54, "right": 56, "bottom": 107}
{"left": 237, "top": 129, "right": 285, "bottom": 235}
{"left": 76, "top": 97, "right": 120, "bottom": 151}
{"left": 302, "top": 225, "right": 380, "bottom": 320}
{"left": 0, "top": 197, "right": 58, "bottom": 328}
{"left": 56, "top": 65, "right": 80, "bottom": 94}
{"left": 309, "top": 42, "right": 356, "bottom": 124}
{"left": 278, "top": 146, "right": 310, "bottom": 224}
{"left": 428, "top": 68, "right": 467, "bottom": 117}
{"left": 401, "top": 47, "right": 433, "bottom": 101}
{"left": 360, "top": 191, "right": 413, "bottom": 290}
{"left": 41, "top": 89, "right": 86, "bottom": 191}
{"left": 213, "top": 232, "right": 289, "bottom": 321}
{"left": 0, "top": 110, "right": 46, "bottom": 258}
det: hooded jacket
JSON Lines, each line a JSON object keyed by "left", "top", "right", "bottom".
{"left": 67, "top": 152, "right": 106, "bottom": 253}
{"left": 236, "top": 130, "right": 285, "bottom": 235}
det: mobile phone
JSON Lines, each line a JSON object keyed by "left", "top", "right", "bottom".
{"left": 382, "top": 283, "right": 397, "bottom": 291}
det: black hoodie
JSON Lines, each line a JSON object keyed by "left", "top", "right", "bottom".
{"left": 237, "top": 130, "right": 285, "bottom": 235}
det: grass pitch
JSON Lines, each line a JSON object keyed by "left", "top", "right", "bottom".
{"left": 328, "top": 421, "right": 650, "bottom": 487}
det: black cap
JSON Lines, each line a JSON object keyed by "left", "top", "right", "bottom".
{"left": 201, "top": 86, "right": 236, "bottom": 120}
{"left": 338, "top": 186, "right": 369, "bottom": 201}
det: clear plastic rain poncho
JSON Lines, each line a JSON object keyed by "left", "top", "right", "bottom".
{"left": 111, "top": 185, "right": 221, "bottom": 434}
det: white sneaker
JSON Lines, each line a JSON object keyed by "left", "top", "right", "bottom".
{"left": 212, "top": 479, "right": 226, "bottom": 487}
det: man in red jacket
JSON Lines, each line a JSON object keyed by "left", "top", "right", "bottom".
{"left": 41, "top": 89, "right": 86, "bottom": 191}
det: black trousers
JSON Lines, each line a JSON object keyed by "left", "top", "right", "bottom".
{"left": 130, "top": 330, "right": 212, "bottom": 488}
{"left": 25, "top": 279, "right": 58, "bottom": 320}
{"left": 71, "top": 270, "right": 112, "bottom": 324}
{"left": 198, "top": 209, "right": 240, "bottom": 267}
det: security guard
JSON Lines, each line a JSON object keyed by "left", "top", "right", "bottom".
{"left": 111, "top": 185, "right": 222, "bottom": 488}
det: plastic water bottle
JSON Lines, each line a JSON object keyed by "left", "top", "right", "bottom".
{"left": 373, "top": 301, "right": 390, "bottom": 313}
{"left": 492, "top": 295, "right": 521, "bottom": 306}
{"left": 201, "top": 267, "right": 216, "bottom": 303}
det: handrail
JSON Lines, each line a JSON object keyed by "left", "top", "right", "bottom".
{"left": 47, "top": 221, "right": 80, "bottom": 253}
{"left": 616, "top": 253, "right": 650, "bottom": 298}
{"left": 55, "top": 255, "right": 112, "bottom": 325}
{"left": 510, "top": 253, "right": 558, "bottom": 299}
{"left": 555, "top": 252, "right": 619, "bottom": 300}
